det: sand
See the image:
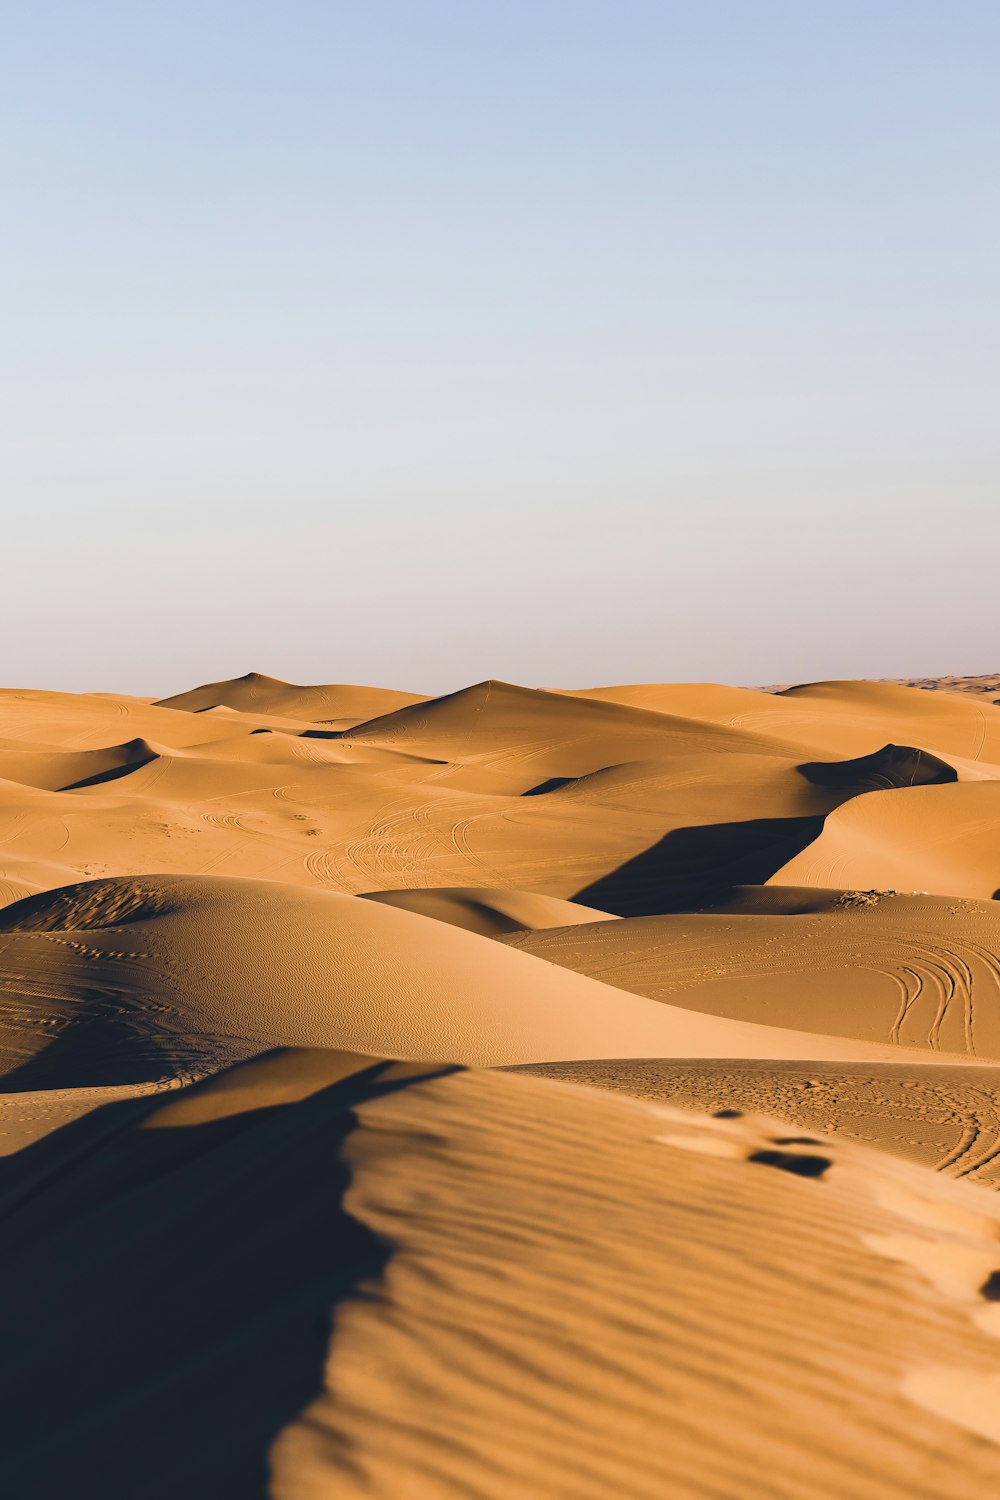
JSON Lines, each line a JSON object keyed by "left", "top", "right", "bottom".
{"left": 154, "top": 670, "right": 428, "bottom": 727}
{"left": 772, "top": 783, "right": 1000, "bottom": 898}
{"left": 7, "top": 1051, "right": 1000, "bottom": 1498}
{"left": 2, "top": 671, "right": 1000, "bottom": 1496}
{"left": 501, "top": 891, "right": 1000, "bottom": 1054}
{"left": 516, "top": 1058, "right": 1000, "bottom": 1185}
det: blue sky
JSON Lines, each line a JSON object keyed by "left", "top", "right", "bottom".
{"left": 3, "top": 2, "right": 998, "bottom": 693}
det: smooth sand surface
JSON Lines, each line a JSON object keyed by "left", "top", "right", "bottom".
{"left": 772, "top": 782, "right": 1000, "bottom": 898}
{"left": 155, "top": 670, "right": 428, "bottom": 726}
{"left": 360, "top": 884, "right": 620, "bottom": 934}
{"left": 1, "top": 873, "right": 938, "bottom": 1096}
{"left": 565, "top": 677, "right": 1000, "bottom": 761}
{"left": 2, "top": 672, "right": 1000, "bottom": 1496}
{"left": 502, "top": 891, "right": 1000, "bottom": 1054}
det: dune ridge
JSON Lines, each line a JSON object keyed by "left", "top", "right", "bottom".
{"left": 155, "top": 670, "right": 427, "bottom": 726}
{"left": 5, "top": 1053, "right": 1000, "bottom": 1497}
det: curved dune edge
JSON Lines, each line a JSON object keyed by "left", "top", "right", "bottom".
{"left": 155, "top": 671, "right": 427, "bottom": 725}
{"left": 502, "top": 890, "right": 1000, "bottom": 1056}
{"left": 0, "top": 873, "right": 984, "bottom": 1093}
{"left": 359, "top": 885, "right": 620, "bottom": 935}
{"left": 771, "top": 782, "right": 1000, "bottom": 898}
{"left": 5, "top": 1053, "right": 1000, "bottom": 1496}
{"left": 561, "top": 678, "right": 1000, "bottom": 763}
{"left": 276, "top": 1061, "right": 1000, "bottom": 1498}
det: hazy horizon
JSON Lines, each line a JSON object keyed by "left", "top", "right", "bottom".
{"left": 11, "top": 665, "right": 1000, "bottom": 708}
{"left": 4, "top": 1, "right": 998, "bottom": 695}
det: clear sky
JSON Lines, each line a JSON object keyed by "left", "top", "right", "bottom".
{"left": 3, "top": 2, "right": 998, "bottom": 696}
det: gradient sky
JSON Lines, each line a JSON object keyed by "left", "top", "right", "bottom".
{"left": 3, "top": 2, "right": 998, "bottom": 696}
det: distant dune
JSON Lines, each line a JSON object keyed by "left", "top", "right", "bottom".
{"left": 155, "top": 670, "right": 427, "bottom": 726}
{"left": 870, "top": 673, "right": 1000, "bottom": 701}
{"left": 2, "top": 672, "right": 1000, "bottom": 1496}
{"left": 758, "top": 672, "right": 1000, "bottom": 701}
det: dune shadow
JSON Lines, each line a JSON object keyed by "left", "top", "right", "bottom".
{"left": 574, "top": 815, "right": 824, "bottom": 916}
{"left": 0, "top": 1016, "right": 250, "bottom": 1093}
{"left": 0, "top": 1056, "right": 446, "bottom": 1499}
{"left": 522, "top": 776, "right": 577, "bottom": 796}
{"left": 798, "top": 743, "right": 958, "bottom": 792}
{"left": 60, "top": 755, "right": 160, "bottom": 791}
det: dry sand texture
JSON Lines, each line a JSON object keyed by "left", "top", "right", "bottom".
{"left": 2, "top": 671, "right": 1000, "bottom": 1496}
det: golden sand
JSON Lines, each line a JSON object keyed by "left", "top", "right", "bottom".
{"left": 2, "top": 672, "right": 1000, "bottom": 1496}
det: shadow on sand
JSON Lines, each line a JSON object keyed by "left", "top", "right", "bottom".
{"left": 574, "top": 814, "right": 825, "bottom": 916}
{"left": 0, "top": 1054, "right": 448, "bottom": 1499}
{"left": 797, "top": 743, "right": 958, "bottom": 792}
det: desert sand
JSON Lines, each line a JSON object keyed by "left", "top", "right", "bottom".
{"left": 2, "top": 671, "right": 1000, "bottom": 1496}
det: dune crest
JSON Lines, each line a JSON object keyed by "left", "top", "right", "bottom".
{"left": 276, "top": 1062, "right": 1000, "bottom": 1499}
{"left": 5, "top": 1053, "right": 1000, "bottom": 1496}
{"left": 360, "top": 885, "right": 619, "bottom": 935}
{"left": 156, "top": 671, "right": 427, "bottom": 726}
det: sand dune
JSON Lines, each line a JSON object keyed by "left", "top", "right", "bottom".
{"left": 8, "top": 1053, "right": 1000, "bottom": 1495}
{"left": 892, "top": 673, "right": 1000, "bottom": 701}
{"left": 2, "top": 673, "right": 1000, "bottom": 1495}
{"left": 0, "top": 688, "right": 242, "bottom": 750}
{"left": 0, "top": 735, "right": 163, "bottom": 792}
{"left": 503, "top": 889, "right": 1000, "bottom": 1055}
{"left": 2, "top": 675, "right": 997, "bottom": 909}
{"left": 561, "top": 681, "right": 781, "bottom": 717}
{"left": 296, "top": 1063, "right": 1000, "bottom": 1498}
{"left": 566, "top": 678, "right": 1000, "bottom": 762}
{"left": 761, "top": 674, "right": 1000, "bottom": 701}
{"left": 519, "top": 1057, "right": 1000, "bottom": 1185}
{"left": 772, "top": 782, "right": 1000, "bottom": 898}
{"left": 343, "top": 677, "right": 818, "bottom": 772}
{"left": 156, "top": 670, "right": 427, "bottom": 726}
{"left": 361, "top": 885, "right": 619, "bottom": 935}
{"left": 1, "top": 872, "right": 943, "bottom": 1097}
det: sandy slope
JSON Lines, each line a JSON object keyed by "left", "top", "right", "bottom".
{"left": 6, "top": 1053, "right": 1000, "bottom": 1496}
{"left": 503, "top": 890, "right": 1000, "bottom": 1055}
{"left": 758, "top": 674, "right": 1000, "bottom": 700}
{"left": 564, "top": 677, "right": 1000, "bottom": 760}
{"left": 286, "top": 1063, "right": 1000, "bottom": 1499}
{"left": 518, "top": 1058, "right": 1000, "bottom": 1186}
{"left": 892, "top": 673, "right": 1000, "bottom": 700}
{"left": 360, "top": 885, "right": 618, "bottom": 935}
{"left": 1, "top": 872, "right": 944, "bottom": 1098}
{"left": 155, "top": 670, "right": 427, "bottom": 726}
{"left": 772, "top": 783, "right": 1000, "bottom": 898}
